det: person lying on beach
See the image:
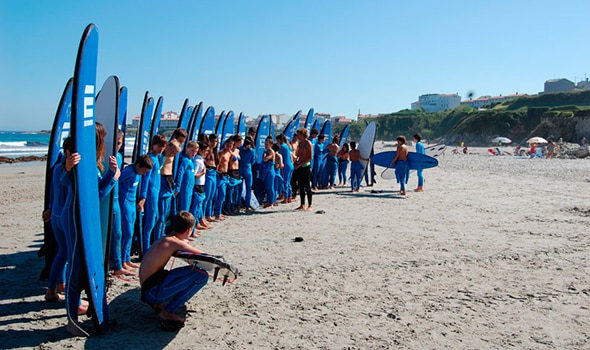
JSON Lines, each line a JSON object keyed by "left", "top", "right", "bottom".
{"left": 139, "top": 211, "right": 209, "bottom": 330}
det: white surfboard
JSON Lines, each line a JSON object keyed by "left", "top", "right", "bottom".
{"left": 358, "top": 121, "right": 377, "bottom": 169}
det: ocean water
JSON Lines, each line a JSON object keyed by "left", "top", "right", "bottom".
{"left": 0, "top": 130, "right": 136, "bottom": 158}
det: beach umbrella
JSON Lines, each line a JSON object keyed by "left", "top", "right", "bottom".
{"left": 527, "top": 136, "right": 548, "bottom": 144}
{"left": 492, "top": 136, "right": 511, "bottom": 144}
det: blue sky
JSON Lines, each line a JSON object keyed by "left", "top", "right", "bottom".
{"left": 1, "top": 0, "right": 589, "bottom": 131}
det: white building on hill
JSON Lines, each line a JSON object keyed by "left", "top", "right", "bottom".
{"left": 411, "top": 93, "right": 461, "bottom": 112}
{"left": 460, "top": 93, "right": 525, "bottom": 109}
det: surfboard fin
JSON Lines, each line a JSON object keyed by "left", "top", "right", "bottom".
{"left": 213, "top": 267, "right": 220, "bottom": 282}
{"left": 222, "top": 275, "right": 229, "bottom": 286}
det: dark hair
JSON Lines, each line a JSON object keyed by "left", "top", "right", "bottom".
{"left": 397, "top": 135, "right": 406, "bottom": 144}
{"left": 243, "top": 138, "right": 252, "bottom": 147}
{"left": 171, "top": 128, "right": 188, "bottom": 140}
{"left": 311, "top": 128, "right": 319, "bottom": 136}
{"left": 272, "top": 143, "right": 280, "bottom": 152}
{"left": 136, "top": 154, "right": 153, "bottom": 169}
{"left": 95, "top": 122, "right": 106, "bottom": 172}
{"left": 413, "top": 133, "right": 421, "bottom": 142}
{"left": 318, "top": 134, "right": 326, "bottom": 142}
{"left": 208, "top": 133, "right": 218, "bottom": 142}
{"left": 248, "top": 127, "right": 256, "bottom": 134}
{"left": 197, "top": 141, "right": 208, "bottom": 151}
{"left": 171, "top": 211, "right": 196, "bottom": 233}
{"left": 350, "top": 141, "right": 357, "bottom": 150}
{"left": 231, "top": 134, "right": 243, "bottom": 143}
{"left": 152, "top": 134, "right": 168, "bottom": 147}
{"left": 276, "top": 134, "right": 287, "bottom": 143}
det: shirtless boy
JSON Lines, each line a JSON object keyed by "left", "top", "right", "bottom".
{"left": 139, "top": 211, "right": 209, "bottom": 328}
{"left": 389, "top": 135, "right": 409, "bottom": 195}
{"left": 293, "top": 128, "right": 313, "bottom": 211}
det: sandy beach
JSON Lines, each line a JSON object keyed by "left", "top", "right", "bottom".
{"left": 1, "top": 147, "right": 589, "bottom": 349}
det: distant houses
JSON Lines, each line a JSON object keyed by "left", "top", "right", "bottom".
{"left": 411, "top": 93, "right": 462, "bottom": 113}
{"left": 460, "top": 93, "right": 525, "bottom": 109}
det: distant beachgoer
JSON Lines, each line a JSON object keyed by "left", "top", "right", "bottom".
{"left": 462, "top": 146, "right": 468, "bottom": 154}
{"left": 546, "top": 140, "right": 556, "bottom": 158}
{"left": 390, "top": 136, "right": 409, "bottom": 196}
{"left": 413, "top": 133, "right": 425, "bottom": 192}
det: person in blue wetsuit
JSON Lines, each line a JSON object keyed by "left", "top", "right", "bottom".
{"left": 312, "top": 134, "right": 325, "bottom": 190}
{"left": 139, "top": 211, "right": 209, "bottom": 329}
{"left": 390, "top": 135, "right": 409, "bottom": 196}
{"left": 277, "top": 134, "right": 294, "bottom": 203}
{"left": 272, "top": 143, "right": 284, "bottom": 201}
{"left": 337, "top": 143, "right": 350, "bottom": 187}
{"left": 214, "top": 137, "right": 233, "bottom": 219}
{"left": 348, "top": 142, "right": 364, "bottom": 192}
{"left": 139, "top": 134, "right": 167, "bottom": 255}
{"left": 203, "top": 134, "right": 219, "bottom": 223}
{"left": 413, "top": 133, "right": 425, "bottom": 192}
{"left": 175, "top": 141, "right": 198, "bottom": 212}
{"left": 117, "top": 154, "right": 153, "bottom": 275}
{"left": 239, "top": 137, "right": 256, "bottom": 211}
{"left": 226, "top": 135, "right": 243, "bottom": 214}
{"left": 261, "top": 136, "right": 276, "bottom": 208}
{"left": 155, "top": 140, "right": 182, "bottom": 240}
{"left": 43, "top": 141, "right": 70, "bottom": 302}
{"left": 324, "top": 136, "right": 340, "bottom": 189}
{"left": 109, "top": 130, "right": 130, "bottom": 276}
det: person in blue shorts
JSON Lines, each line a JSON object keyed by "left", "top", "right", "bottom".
{"left": 139, "top": 211, "right": 209, "bottom": 330}
{"left": 413, "top": 133, "right": 425, "bottom": 192}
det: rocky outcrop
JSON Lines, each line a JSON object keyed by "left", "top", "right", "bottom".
{"left": 0, "top": 155, "right": 48, "bottom": 164}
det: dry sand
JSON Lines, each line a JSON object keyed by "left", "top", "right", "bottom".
{"left": 0, "top": 147, "right": 589, "bottom": 349}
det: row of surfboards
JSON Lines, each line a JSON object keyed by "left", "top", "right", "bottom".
{"left": 43, "top": 23, "right": 444, "bottom": 334}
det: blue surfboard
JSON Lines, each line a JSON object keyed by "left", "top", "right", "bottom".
{"left": 199, "top": 106, "right": 216, "bottom": 136}
{"left": 311, "top": 119, "right": 320, "bottom": 134}
{"left": 133, "top": 92, "right": 153, "bottom": 162}
{"left": 320, "top": 120, "right": 332, "bottom": 145}
{"left": 177, "top": 99, "right": 189, "bottom": 130}
{"left": 70, "top": 23, "right": 108, "bottom": 332}
{"left": 118, "top": 86, "right": 128, "bottom": 156}
{"left": 269, "top": 117, "right": 276, "bottom": 140}
{"left": 304, "top": 108, "right": 314, "bottom": 132}
{"left": 255, "top": 115, "right": 270, "bottom": 163}
{"left": 339, "top": 125, "right": 350, "bottom": 148}
{"left": 221, "top": 111, "right": 235, "bottom": 147}
{"left": 215, "top": 111, "right": 226, "bottom": 143}
{"left": 236, "top": 112, "right": 246, "bottom": 139}
{"left": 149, "top": 96, "right": 163, "bottom": 141}
{"left": 41, "top": 78, "right": 73, "bottom": 280}
{"left": 187, "top": 102, "right": 203, "bottom": 142}
{"left": 283, "top": 110, "right": 302, "bottom": 141}
{"left": 371, "top": 151, "right": 439, "bottom": 170}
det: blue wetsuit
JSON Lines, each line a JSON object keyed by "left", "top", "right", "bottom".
{"left": 118, "top": 165, "right": 141, "bottom": 265}
{"left": 350, "top": 160, "right": 363, "bottom": 191}
{"left": 47, "top": 162, "right": 67, "bottom": 291}
{"left": 156, "top": 173, "right": 175, "bottom": 239}
{"left": 395, "top": 159, "right": 410, "bottom": 192}
{"left": 312, "top": 142, "right": 325, "bottom": 188}
{"left": 279, "top": 143, "right": 294, "bottom": 198}
{"left": 140, "top": 152, "right": 161, "bottom": 254}
{"left": 262, "top": 152, "right": 276, "bottom": 205}
{"left": 239, "top": 147, "right": 255, "bottom": 209}
{"left": 415, "top": 141, "right": 425, "bottom": 187}
{"left": 325, "top": 155, "right": 338, "bottom": 187}
{"left": 203, "top": 167, "right": 217, "bottom": 218}
{"left": 214, "top": 172, "right": 229, "bottom": 216}
{"left": 175, "top": 154, "right": 195, "bottom": 212}
{"left": 337, "top": 157, "right": 349, "bottom": 185}
{"left": 109, "top": 153, "right": 123, "bottom": 271}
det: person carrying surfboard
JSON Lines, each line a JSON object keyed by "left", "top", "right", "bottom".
{"left": 389, "top": 136, "right": 410, "bottom": 196}
{"left": 139, "top": 211, "right": 209, "bottom": 331}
